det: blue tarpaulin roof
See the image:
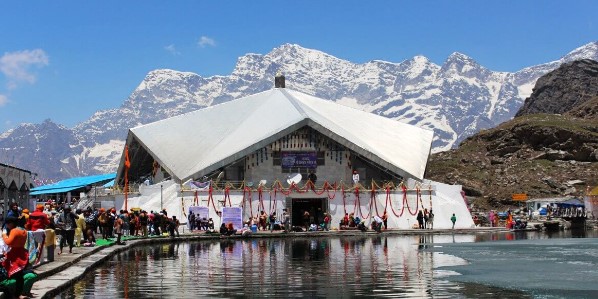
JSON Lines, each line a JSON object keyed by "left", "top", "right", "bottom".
{"left": 103, "top": 179, "right": 115, "bottom": 187}
{"left": 555, "top": 198, "right": 584, "bottom": 207}
{"left": 30, "top": 173, "right": 116, "bottom": 195}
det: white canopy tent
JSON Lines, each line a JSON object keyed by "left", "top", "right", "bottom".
{"left": 116, "top": 88, "right": 434, "bottom": 185}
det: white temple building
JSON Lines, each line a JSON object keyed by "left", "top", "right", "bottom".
{"left": 114, "top": 75, "right": 474, "bottom": 230}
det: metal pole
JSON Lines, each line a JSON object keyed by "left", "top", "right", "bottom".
{"left": 160, "top": 184, "right": 163, "bottom": 210}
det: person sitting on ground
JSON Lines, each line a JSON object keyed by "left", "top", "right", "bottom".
{"left": 340, "top": 213, "right": 349, "bottom": 228}
{"left": 357, "top": 221, "right": 367, "bottom": 232}
{"left": 219, "top": 223, "right": 228, "bottom": 236}
{"left": 200, "top": 218, "right": 208, "bottom": 231}
{"left": 373, "top": 215, "right": 383, "bottom": 233}
{"left": 349, "top": 213, "right": 356, "bottom": 227}
{"left": 207, "top": 218, "right": 215, "bottom": 231}
{"left": 354, "top": 216, "right": 361, "bottom": 226}
{"left": 259, "top": 211, "right": 267, "bottom": 231}
{"left": 226, "top": 223, "right": 236, "bottom": 236}
{"left": 240, "top": 224, "right": 252, "bottom": 237}
{"left": 309, "top": 223, "right": 318, "bottom": 231}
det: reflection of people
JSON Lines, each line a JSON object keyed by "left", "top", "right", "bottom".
{"left": 450, "top": 213, "right": 456, "bottom": 229}
{"left": 352, "top": 170, "right": 360, "bottom": 185}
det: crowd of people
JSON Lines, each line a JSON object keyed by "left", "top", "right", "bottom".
{"left": 0, "top": 200, "right": 184, "bottom": 298}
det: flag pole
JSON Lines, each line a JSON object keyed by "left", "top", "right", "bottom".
{"left": 124, "top": 145, "right": 131, "bottom": 211}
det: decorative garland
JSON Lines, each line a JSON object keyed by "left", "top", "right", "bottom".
{"left": 269, "top": 188, "right": 278, "bottom": 214}
{"left": 207, "top": 184, "right": 221, "bottom": 216}
{"left": 181, "top": 179, "right": 433, "bottom": 221}
{"left": 224, "top": 187, "right": 232, "bottom": 207}
{"left": 428, "top": 186, "right": 433, "bottom": 211}
{"left": 258, "top": 186, "right": 266, "bottom": 213}
{"left": 242, "top": 187, "right": 253, "bottom": 218}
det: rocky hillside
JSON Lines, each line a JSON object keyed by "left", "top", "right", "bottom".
{"left": 426, "top": 60, "right": 598, "bottom": 208}
{"left": 516, "top": 59, "right": 598, "bottom": 116}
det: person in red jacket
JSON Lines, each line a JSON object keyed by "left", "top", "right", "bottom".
{"left": 27, "top": 204, "right": 51, "bottom": 232}
{"left": 26, "top": 204, "right": 50, "bottom": 265}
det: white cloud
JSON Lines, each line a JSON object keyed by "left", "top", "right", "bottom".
{"left": 164, "top": 44, "right": 181, "bottom": 56}
{"left": 0, "top": 49, "right": 49, "bottom": 90}
{"left": 197, "top": 36, "right": 216, "bottom": 48}
{"left": 0, "top": 94, "right": 7, "bottom": 107}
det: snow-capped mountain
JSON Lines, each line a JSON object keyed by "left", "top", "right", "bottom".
{"left": 2, "top": 42, "right": 597, "bottom": 180}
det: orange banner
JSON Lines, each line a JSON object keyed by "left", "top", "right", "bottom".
{"left": 512, "top": 193, "right": 528, "bottom": 201}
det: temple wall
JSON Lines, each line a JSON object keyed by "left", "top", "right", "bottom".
{"left": 119, "top": 180, "right": 474, "bottom": 230}
{"left": 246, "top": 149, "right": 352, "bottom": 186}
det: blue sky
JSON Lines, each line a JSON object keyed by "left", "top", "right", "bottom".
{"left": 0, "top": 1, "right": 596, "bottom": 132}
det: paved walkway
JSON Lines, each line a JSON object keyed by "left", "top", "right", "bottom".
{"left": 7, "top": 227, "right": 508, "bottom": 298}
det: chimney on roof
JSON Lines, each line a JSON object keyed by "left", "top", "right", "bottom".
{"left": 275, "top": 72, "right": 285, "bottom": 88}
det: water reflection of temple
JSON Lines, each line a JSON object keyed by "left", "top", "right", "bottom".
{"left": 70, "top": 235, "right": 481, "bottom": 298}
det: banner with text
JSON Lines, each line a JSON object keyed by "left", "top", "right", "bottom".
{"left": 281, "top": 151, "right": 317, "bottom": 169}
{"left": 189, "top": 206, "right": 209, "bottom": 221}
{"left": 222, "top": 207, "right": 243, "bottom": 230}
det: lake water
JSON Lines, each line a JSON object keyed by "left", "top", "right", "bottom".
{"left": 58, "top": 230, "right": 598, "bottom": 298}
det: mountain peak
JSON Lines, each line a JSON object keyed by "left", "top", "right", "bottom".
{"left": 440, "top": 52, "right": 486, "bottom": 76}
{"left": 446, "top": 52, "right": 476, "bottom": 63}
{"left": 561, "top": 41, "right": 598, "bottom": 62}
{"left": 267, "top": 43, "right": 338, "bottom": 62}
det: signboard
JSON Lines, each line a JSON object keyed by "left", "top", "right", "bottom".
{"left": 512, "top": 194, "right": 528, "bottom": 201}
{"left": 281, "top": 151, "right": 317, "bottom": 169}
{"left": 222, "top": 207, "right": 243, "bottom": 230}
{"left": 189, "top": 206, "right": 209, "bottom": 221}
